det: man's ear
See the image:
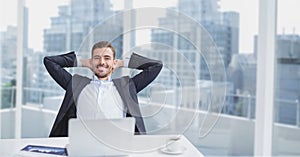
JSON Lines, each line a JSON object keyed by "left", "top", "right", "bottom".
{"left": 113, "top": 59, "right": 118, "bottom": 67}
{"left": 112, "top": 59, "right": 118, "bottom": 72}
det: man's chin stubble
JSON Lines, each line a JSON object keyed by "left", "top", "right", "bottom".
{"left": 95, "top": 73, "right": 108, "bottom": 79}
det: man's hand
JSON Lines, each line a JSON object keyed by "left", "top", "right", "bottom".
{"left": 80, "top": 58, "right": 92, "bottom": 70}
{"left": 113, "top": 59, "right": 124, "bottom": 72}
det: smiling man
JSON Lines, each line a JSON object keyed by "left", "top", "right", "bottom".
{"left": 89, "top": 44, "right": 117, "bottom": 80}
{"left": 44, "top": 41, "right": 163, "bottom": 137}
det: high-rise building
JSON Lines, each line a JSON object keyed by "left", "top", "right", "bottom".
{"left": 0, "top": 7, "right": 29, "bottom": 85}
{"left": 254, "top": 34, "right": 300, "bottom": 59}
{"left": 0, "top": 26, "right": 17, "bottom": 84}
{"left": 151, "top": 0, "right": 239, "bottom": 86}
{"left": 178, "top": 0, "right": 221, "bottom": 22}
{"left": 254, "top": 34, "right": 300, "bottom": 124}
{"left": 275, "top": 35, "right": 300, "bottom": 125}
{"left": 0, "top": 7, "right": 29, "bottom": 107}
{"left": 227, "top": 53, "right": 256, "bottom": 116}
{"left": 43, "top": 0, "right": 122, "bottom": 55}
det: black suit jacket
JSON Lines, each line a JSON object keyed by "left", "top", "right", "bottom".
{"left": 43, "top": 52, "right": 162, "bottom": 137}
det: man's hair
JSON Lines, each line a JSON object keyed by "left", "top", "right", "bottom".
{"left": 91, "top": 41, "right": 116, "bottom": 58}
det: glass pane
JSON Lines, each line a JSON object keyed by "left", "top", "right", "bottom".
{"left": 22, "top": 0, "right": 127, "bottom": 138}
{"left": 138, "top": 0, "right": 258, "bottom": 156}
{"left": 197, "top": 0, "right": 258, "bottom": 155}
{"left": 0, "top": 0, "right": 262, "bottom": 156}
{"left": 274, "top": 0, "right": 300, "bottom": 155}
{"left": 0, "top": 1, "right": 18, "bottom": 90}
{"left": 22, "top": 0, "right": 70, "bottom": 138}
{"left": 0, "top": 0, "right": 18, "bottom": 139}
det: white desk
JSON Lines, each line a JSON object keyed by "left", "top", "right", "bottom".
{"left": 0, "top": 135, "right": 203, "bottom": 157}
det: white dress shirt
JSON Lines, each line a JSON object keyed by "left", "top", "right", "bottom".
{"left": 77, "top": 76, "right": 125, "bottom": 119}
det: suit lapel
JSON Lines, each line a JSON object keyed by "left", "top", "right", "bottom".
{"left": 113, "top": 76, "right": 146, "bottom": 134}
{"left": 113, "top": 76, "right": 140, "bottom": 116}
{"left": 53, "top": 75, "right": 90, "bottom": 130}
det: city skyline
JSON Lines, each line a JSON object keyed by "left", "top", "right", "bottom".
{"left": 2, "top": 0, "right": 300, "bottom": 53}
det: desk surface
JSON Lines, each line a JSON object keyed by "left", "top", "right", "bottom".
{"left": 0, "top": 135, "right": 203, "bottom": 157}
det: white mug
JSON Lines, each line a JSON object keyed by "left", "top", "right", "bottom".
{"left": 166, "top": 137, "right": 181, "bottom": 152}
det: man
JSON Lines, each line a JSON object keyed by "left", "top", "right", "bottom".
{"left": 44, "top": 41, "right": 163, "bottom": 137}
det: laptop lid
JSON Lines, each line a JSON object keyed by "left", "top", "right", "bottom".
{"left": 68, "top": 118, "right": 135, "bottom": 156}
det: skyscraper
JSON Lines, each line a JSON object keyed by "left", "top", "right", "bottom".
{"left": 0, "top": 7, "right": 29, "bottom": 107}
{"left": 0, "top": 26, "right": 17, "bottom": 83}
{"left": 43, "top": 0, "right": 122, "bottom": 55}
{"left": 151, "top": 0, "right": 239, "bottom": 85}
{"left": 254, "top": 34, "right": 300, "bottom": 124}
{"left": 0, "top": 7, "right": 29, "bottom": 85}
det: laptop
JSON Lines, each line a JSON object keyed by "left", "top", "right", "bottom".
{"left": 67, "top": 118, "right": 135, "bottom": 157}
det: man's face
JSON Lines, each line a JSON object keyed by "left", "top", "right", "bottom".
{"left": 91, "top": 47, "right": 116, "bottom": 80}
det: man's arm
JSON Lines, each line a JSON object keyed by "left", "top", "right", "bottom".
{"left": 127, "top": 53, "right": 163, "bottom": 93}
{"left": 43, "top": 51, "right": 78, "bottom": 90}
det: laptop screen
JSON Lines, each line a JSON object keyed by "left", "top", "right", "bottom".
{"left": 68, "top": 118, "right": 135, "bottom": 156}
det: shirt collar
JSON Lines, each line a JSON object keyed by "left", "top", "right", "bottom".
{"left": 91, "top": 75, "right": 112, "bottom": 85}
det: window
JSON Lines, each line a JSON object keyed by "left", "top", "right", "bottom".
{"left": 1, "top": 0, "right": 299, "bottom": 156}
{"left": 273, "top": 0, "right": 300, "bottom": 155}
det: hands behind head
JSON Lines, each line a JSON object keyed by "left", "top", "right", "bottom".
{"left": 113, "top": 59, "right": 124, "bottom": 72}
{"left": 80, "top": 58, "right": 93, "bottom": 70}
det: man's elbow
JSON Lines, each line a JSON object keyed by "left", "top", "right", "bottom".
{"left": 43, "top": 57, "right": 48, "bottom": 66}
{"left": 157, "top": 60, "right": 163, "bottom": 71}
{"left": 43, "top": 56, "right": 50, "bottom": 67}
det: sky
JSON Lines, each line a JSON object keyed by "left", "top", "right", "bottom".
{"left": 0, "top": 0, "right": 300, "bottom": 53}
{"left": 0, "top": 0, "right": 69, "bottom": 52}
{"left": 219, "top": 0, "right": 258, "bottom": 53}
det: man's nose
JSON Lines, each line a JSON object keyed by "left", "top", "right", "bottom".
{"left": 99, "top": 58, "right": 105, "bottom": 65}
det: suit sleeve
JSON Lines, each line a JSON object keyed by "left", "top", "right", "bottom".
{"left": 43, "top": 51, "right": 78, "bottom": 90}
{"left": 128, "top": 53, "right": 163, "bottom": 93}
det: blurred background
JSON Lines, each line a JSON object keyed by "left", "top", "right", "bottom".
{"left": 1, "top": 0, "right": 300, "bottom": 156}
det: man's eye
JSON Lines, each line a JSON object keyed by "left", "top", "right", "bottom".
{"left": 94, "top": 57, "right": 100, "bottom": 60}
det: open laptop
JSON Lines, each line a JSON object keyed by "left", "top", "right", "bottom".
{"left": 67, "top": 117, "right": 135, "bottom": 157}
